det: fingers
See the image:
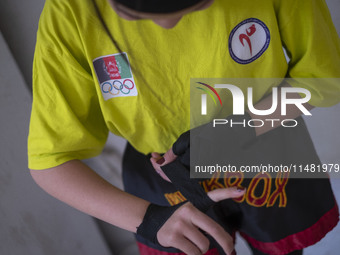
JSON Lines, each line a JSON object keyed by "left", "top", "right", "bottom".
{"left": 190, "top": 207, "right": 234, "bottom": 255}
{"left": 207, "top": 186, "right": 246, "bottom": 202}
{"left": 162, "top": 148, "right": 177, "bottom": 163}
{"left": 168, "top": 234, "right": 204, "bottom": 255}
{"left": 149, "top": 157, "right": 171, "bottom": 182}
{"left": 180, "top": 224, "right": 210, "bottom": 254}
{"left": 157, "top": 205, "right": 210, "bottom": 255}
{"left": 151, "top": 152, "right": 161, "bottom": 158}
{"left": 157, "top": 202, "right": 235, "bottom": 255}
{"left": 150, "top": 148, "right": 177, "bottom": 182}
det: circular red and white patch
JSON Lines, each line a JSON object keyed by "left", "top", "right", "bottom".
{"left": 229, "top": 18, "right": 271, "bottom": 64}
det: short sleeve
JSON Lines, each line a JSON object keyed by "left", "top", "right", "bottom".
{"left": 278, "top": 0, "right": 340, "bottom": 107}
{"left": 28, "top": 0, "right": 109, "bottom": 170}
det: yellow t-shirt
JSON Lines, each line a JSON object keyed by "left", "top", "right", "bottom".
{"left": 28, "top": 0, "right": 340, "bottom": 169}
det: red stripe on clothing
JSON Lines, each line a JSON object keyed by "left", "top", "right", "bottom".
{"left": 137, "top": 242, "right": 220, "bottom": 255}
{"left": 240, "top": 202, "right": 339, "bottom": 255}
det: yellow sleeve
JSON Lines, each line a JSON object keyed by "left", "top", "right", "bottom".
{"left": 278, "top": 0, "right": 340, "bottom": 107}
{"left": 28, "top": 0, "right": 108, "bottom": 170}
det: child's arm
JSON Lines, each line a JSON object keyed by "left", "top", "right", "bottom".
{"left": 30, "top": 160, "right": 149, "bottom": 232}
{"left": 30, "top": 159, "right": 241, "bottom": 255}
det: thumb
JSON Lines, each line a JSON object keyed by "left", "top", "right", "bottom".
{"left": 162, "top": 148, "right": 177, "bottom": 163}
{"left": 207, "top": 186, "right": 246, "bottom": 202}
{"left": 150, "top": 148, "right": 177, "bottom": 166}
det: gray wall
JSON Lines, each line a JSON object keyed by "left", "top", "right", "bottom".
{"left": 0, "top": 32, "right": 111, "bottom": 255}
{"left": 0, "top": 0, "right": 45, "bottom": 89}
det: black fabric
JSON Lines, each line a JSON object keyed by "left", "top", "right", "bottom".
{"left": 172, "top": 130, "right": 190, "bottom": 166}
{"left": 122, "top": 117, "right": 338, "bottom": 254}
{"left": 122, "top": 143, "right": 232, "bottom": 253}
{"left": 161, "top": 160, "right": 214, "bottom": 212}
{"left": 172, "top": 112, "right": 256, "bottom": 168}
{"left": 137, "top": 202, "right": 185, "bottom": 244}
{"left": 114, "top": 0, "right": 205, "bottom": 14}
{"left": 249, "top": 245, "right": 303, "bottom": 255}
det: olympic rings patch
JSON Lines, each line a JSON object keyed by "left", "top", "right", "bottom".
{"left": 93, "top": 52, "right": 137, "bottom": 101}
{"left": 102, "top": 79, "right": 135, "bottom": 95}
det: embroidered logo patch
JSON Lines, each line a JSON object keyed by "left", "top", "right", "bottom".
{"left": 229, "top": 18, "right": 270, "bottom": 65}
{"left": 93, "top": 52, "right": 137, "bottom": 100}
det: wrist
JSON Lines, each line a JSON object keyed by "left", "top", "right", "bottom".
{"left": 137, "top": 202, "right": 185, "bottom": 244}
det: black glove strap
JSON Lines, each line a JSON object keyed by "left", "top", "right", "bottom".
{"left": 137, "top": 202, "right": 184, "bottom": 244}
{"left": 161, "top": 160, "right": 214, "bottom": 212}
{"left": 172, "top": 131, "right": 190, "bottom": 156}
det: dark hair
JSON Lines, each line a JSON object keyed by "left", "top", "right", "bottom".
{"left": 113, "top": 0, "right": 205, "bottom": 14}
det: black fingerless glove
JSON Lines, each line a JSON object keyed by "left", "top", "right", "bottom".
{"left": 161, "top": 160, "right": 215, "bottom": 212}
{"left": 136, "top": 202, "right": 185, "bottom": 244}
{"left": 160, "top": 113, "right": 255, "bottom": 211}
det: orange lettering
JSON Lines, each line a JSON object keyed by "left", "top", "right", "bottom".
{"left": 246, "top": 172, "right": 272, "bottom": 207}
{"left": 267, "top": 171, "right": 289, "bottom": 207}
{"left": 202, "top": 172, "right": 225, "bottom": 192}
{"left": 164, "top": 191, "right": 186, "bottom": 206}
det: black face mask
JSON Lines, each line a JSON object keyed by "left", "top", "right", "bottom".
{"left": 114, "top": 0, "right": 206, "bottom": 14}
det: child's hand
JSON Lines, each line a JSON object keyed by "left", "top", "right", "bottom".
{"left": 150, "top": 148, "right": 177, "bottom": 182}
